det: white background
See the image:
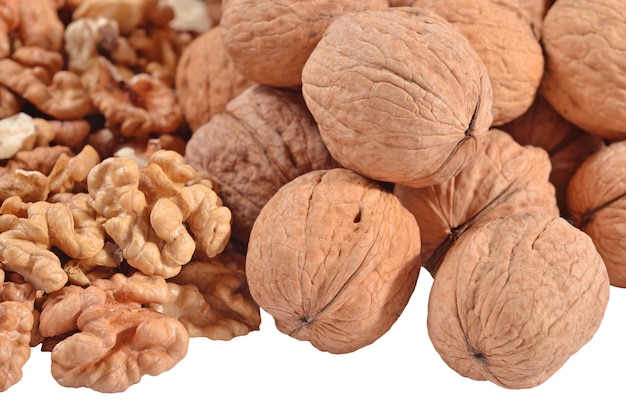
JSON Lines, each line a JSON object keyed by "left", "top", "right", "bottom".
{"left": 2, "top": 267, "right": 624, "bottom": 416}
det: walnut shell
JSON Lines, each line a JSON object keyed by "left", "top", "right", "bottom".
{"left": 541, "top": 0, "right": 626, "bottom": 140}
{"left": 246, "top": 168, "right": 421, "bottom": 354}
{"left": 302, "top": 7, "right": 493, "bottom": 188}
{"left": 500, "top": 93, "right": 605, "bottom": 217}
{"left": 395, "top": 129, "right": 558, "bottom": 274}
{"left": 175, "top": 25, "right": 254, "bottom": 132}
{"left": 428, "top": 212, "right": 610, "bottom": 389}
{"left": 567, "top": 141, "right": 626, "bottom": 287}
{"left": 184, "top": 84, "right": 338, "bottom": 247}
{"left": 220, "top": 0, "right": 388, "bottom": 87}
{"left": 411, "top": 0, "right": 544, "bottom": 125}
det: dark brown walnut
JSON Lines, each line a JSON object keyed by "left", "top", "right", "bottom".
{"left": 395, "top": 129, "right": 558, "bottom": 274}
{"left": 220, "top": 0, "right": 388, "bottom": 87}
{"left": 302, "top": 7, "right": 493, "bottom": 188}
{"left": 175, "top": 25, "right": 254, "bottom": 132}
{"left": 428, "top": 212, "right": 610, "bottom": 389}
{"left": 567, "top": 141, "right": 626, "bottom": 287}
{"left": 411, "top": 0, "right": 544, "bottom": 126}
{"left": 541, "top": 0, "right": 626, "bottom": 140}
{"left": 246, "top": 168, "right": 421, "bottom": 354}
{"left": 185, "top": 84, "right": 338, "bottom": 247}
{"left": 500, "top": 93, "right": 605, "bottom": 216}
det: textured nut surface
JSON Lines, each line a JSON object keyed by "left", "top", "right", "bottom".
{"left": 501, "top": 93, "right": 604, "bottom": 216}
{"left": 428, "top": 212, "right": 610, "bottom": 389}
{"left": 395, "top": 129, "right": 558, "bottom": 273}
{"left": 50, "top": 282, "right": 188, "bottom": 393}
{"left": 220, "top": 0, "right": 388, "bottom": 87}
{"left": 411, "top": 0, "right": 544, "bottom": 125}
{"left": 302, "top": 7, "right": 493, "bottom": 188}
{"left": 175, "top": 25, "right": 253, "bottom": 132}
{"left": 567, "top": 141, "right": 626, "bottom": 287}
{"left": 185, "top": 84, "right": 337, "bottom": 246}
{"left": 246, "top": 168, "right": 421, "bottom": 354}
{"left": 541, "top": 0, "right": 626, "bottom": 140}
{"left": 150, "top": 256, "right": 261, "bottom": 340}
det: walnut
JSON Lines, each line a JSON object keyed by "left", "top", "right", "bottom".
{"left": 64, "top": 16, "right": 138, "bottom": 77}
{"left": 15, "top": 0, "right": 64, "bottom": 52}
{"left": 0, "top": 86, "right": 22, "bottom": 119}
{"left": 149, "top": 256, "right": 261, "bottom": 340}
{"left": 0, "top": 281, "right": 36, "bottom": 392}
{"left": 48, "top": 275, "right": 188, "bottom": 392}
{"left": 88, "top": 56, "right": 182, "bottom": 139}
{"left": 490, "top": 0, "right": 554, "bottom": 38}
{"left": 174, "top": 25, "right": 254, "bottom": 132}
{"left": 394, "top": 129, "right": 559, "bottom": 274}
{"left": 0, "top": 0, "right": 19, "bottom": 59}
{"left": 0, "top": 59, "right": 93, "bottom": 120}
{"left": 185, "top": 84, "right": 338, "bottom": 247}
{"left": 87, "top": 150, "right": 231, "bottom": 278}
{"left": 301, "top": 7, "right": 493, "bottom": 188}
{"left": 428, "top": 212, "right": 610, "bottom": 389}
{"left": 11, "top": 46, "right": 64, "bottom": 75}
{"left": 220, "top": 0, "right": 388, "bottom": 87}
{"left": 72, "top": 0, "right": 174, "bottom": 34}
{"left": 500, "top": 93, "right": 605, "bottom": 216}
{"left": 0, "top": 112, "right": 37, "bottom": 160}
{"left": 410, "top": 0, "right": 544, "bottom": 126}
{"left": 567, "top": 141, "right": 626, "bottom": 287}
{"left": 163, "top": 0, "right": 211, "bottom": 32}
{"left": 246, "top": 168, "right": 421, "bottom": 354}
{"left": 541, "top": 0, "right": 626, "bottom": 140}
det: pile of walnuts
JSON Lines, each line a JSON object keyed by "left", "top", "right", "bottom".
{"left": 0, "top": 0, "right": 624, "bottom": 392}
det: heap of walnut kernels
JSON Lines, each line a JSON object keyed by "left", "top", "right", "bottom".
{"left": 0, "top": 0, "right": 623, "bottom": 392}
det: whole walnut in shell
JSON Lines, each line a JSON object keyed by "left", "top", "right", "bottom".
{"left": 395, "top": 129, "right": 559, "bottom": 274}
{"left": 541, "top": 0, "right": 626, "bottom": 140}
{"left": 246, "top": 168, "right": 421, "bottom": 354}
{"left": 175, "top": 25, "right": 254, "bottom": 132}
{"left": 428, "top": 212, "right": 610, "bottom": 389}
{"left": 220, "top": 0, "right": 388, "bottom": 87}
{"left": 500, "top": 93, "right": 604, "bottom": 216}
{"left": 302, "top": 7, "right": 493, "bottom": 188}
{"left": 567, "top": 141, "right": 626, "bottom": 287}
{"left": 411, "top": 0, "right": 544, "bottom": 125}
{"left": 185, "top": 84, "right": 337, "bottom": 247}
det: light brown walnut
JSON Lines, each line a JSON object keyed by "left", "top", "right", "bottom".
{"left": 541, "top": 0, "right": 626, "bottom": 140}
{"left": 567, "top": 141, "right": 626, "bottom": 287}
{"left": 88, "top": 57, "right": 182, "bottom": 139}
{"left": 175, "top": 25, "right": 254, "bottom": 132}
{"left": 428, "top": 212, "right": 610, "bottom": 389}
{"left": 410, "top": 0, "right": 544, "bottom": 125}
{"left": 0, "top": 281, "right": 36, "bottom": 392}
{"left": 500, "top": 93, "right": 605, "bottom": 216}
{"left": 246, "top": 168, "right": 421, "bottom": 354}
{"left": 301, "top": 7, "right": 493, "bottom": 188}
{"left": 87, "top": 150, "right": 231, "bottom": 278}
{"left": 395, "top": 129, "right": 559, "bottom": 274}
{"left": 0, "top": 59, "right": 92, "bottom": 120}
{"left": 150, "top": 256, "right": 261, "bottom": 340}
{"left": 49, "top": 277, "right": 188, "bottom": 393}
{"left": 220, "top": 0, "right": 388, "bottom": 87}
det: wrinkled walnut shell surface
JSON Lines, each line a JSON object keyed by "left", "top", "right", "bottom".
{"left": 302, "top": 7, "right": 493, "bottom": 188}
{"left": 567, "top": 141, "right": 626, "bottom": 287}
{"left": 185, "top": 84, "right": 337, "bottom": 247}
{"left": 246, "top": 168, "right": 421, "bottom": 354}
{"left": 428, "top": 212, "right": 610, "bottom": 389}
{"left": 395, "top": 129, "right": 558, "bottom": 274}
{"left": 541, "top": 0, "right": 626, "bottom": 140}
